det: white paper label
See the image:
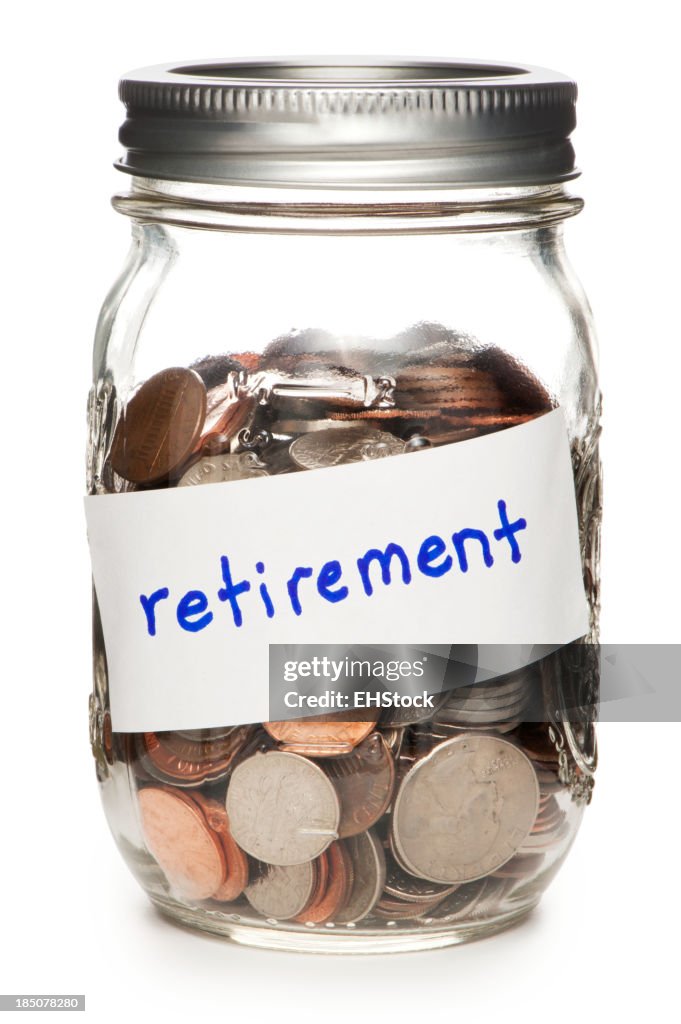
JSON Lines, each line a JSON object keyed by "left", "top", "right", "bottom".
{"left": 85, "top": 409, "right": 589, "bottom": 731}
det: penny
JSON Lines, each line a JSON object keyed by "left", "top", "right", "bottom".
{"left": 323, "top": 733, "right": 395, "bottom": 838}
{"left": 110, "top": 367, "right": 207, "bottom": 484}
{"left": 137, "top": 726, "right": 250, "bottom": 786}
{"left": 226, "top": 750, "right": 340, "bottom": 865}
{"left": 199, "top": 380, "right": 256, "bottom": 447}
{"left": 293, "top": 842, "right": 351, "bottom": 924}
{"left": 289, "top": 426, "right": 404, "bottom": 470}
{"left": 394, "top": 365, "right": 505, "bottom": 412}
{"left": 191, "top": 793, "right": 249, "bottom": 902}
{"left": 335, "top": 830, "right": 387, "bottom": 924}
{"left": 138, "top": 786, "right": 226, "bottom": 900}
{"left": 392, "top": 734, "right": 539, "bottom": 884}
{"left": 244, "top": 861, "right": 317, "bottom": 921}
{"left": 263, "top": 712, "right": 379, "bottom": 757}
{"left": 178, "top": 452, "right": 268, "bottom": 487}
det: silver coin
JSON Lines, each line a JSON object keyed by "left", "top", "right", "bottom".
{"left": 420, "top": 877, "right": 488, "bottom": 922}
{"left": 392, "top": 734, "right": 539, "bottom": 884}
{"left": 275, "top": 418, "right": 364, "bottom": 435}
{"left": 383, "top": 861, "right": 458, "bottom": 903}
{"left": 380, "top": 690, "right": 450, "bottom": 728}
{"left": 226, "top": 750, "right": 340, "bottom": 866}
{"left": 442, "top": 688, "right": 531, "bottom": 711}
{"left": 289, "top": 427, "right": 404, "bottom": 470}
{"left": 244, "top": 861, "right": 316, "bottom": 920}
{"left": 434, "top": 702, "right": 528, "bottom": 726}
{"left": 335, "top": 831, "right": 387, "bottom": 924}
{"left": 178, "top": 452, "right": 268, "bottom": 486}
{"left": 431, "top": 718, "right": 525, "bottom": 736}
{"left": 447, "top": 678, "right": 531, "bottom": 701}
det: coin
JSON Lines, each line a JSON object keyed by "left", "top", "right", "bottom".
{"left": 392, "top": 735, "right": 539, "bottom": 883}
{"left": 293, "top": 842, "right": 351, "bottom": 924}
{"left": 263, "top": 711, "right": 379, "bottom": 757}
{"left": 191, "top": 793, "right": 249, "bottom": 902}
{"left": 199, "top": 382, "right": 256, "bottom": 448}
{"left": 335, "top": 830, "right": 387, "bottom": 924}
{"left": 244, "top": 861, "right": 317, "bottom": 921}
{"left": 394, "top": 365, "right": 505, "bottom": 412}
{"left": 110, "top": 368, "right": 207, "bottom": 484}
{"left": 434, "top": 701, "right": 528, "bottom": 726}
{"left": 380, "top": 689, "right": 450, "bottom": 727}
{"left": 421, "top": 878, "right": 488, "bottom": 922}
{"left": 322, "top": 733, "right": 395, "bottom": 837}
{"left": 226, "top": 750, "right": 340, "bottom": 865}
{"left": 178, "top": 452, "right": 268, "bottom": 487}
{"left": 383, "top": 860, "right": 458, "bottom": 903}
{"left": 289, "top": 427, "right": 404, "bottom": 469}
{"left": 138, "top": 786, "right": 226, "bottom": 900}
{"left": 137, "top": 726, "right": 250, "bottom": 786}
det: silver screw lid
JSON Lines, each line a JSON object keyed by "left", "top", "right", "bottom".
{"left": 116, "top": 57, "right": 578, "bottom": 190}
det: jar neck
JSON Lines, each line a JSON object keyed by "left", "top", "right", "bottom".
{"left": 112, "top": 176, "right": 583, "bottom": 234}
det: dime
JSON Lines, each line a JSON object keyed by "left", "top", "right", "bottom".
{"left": 392, "top": 734, "right": 539, "bottom": 883}
{"left": 323, "top": 733, "right": 395, "bottom": 837}
{"left": 263, "top": 712, "right": 379, "bottom": 757}
{"left": 138, "top": 786, "right": 226, "bottom": 900}
{"left": 110, "top": 367, "right": 207, "bottom": 484}
{"left": 289, "top": 426, "right": 404, "bottom": 469}
{"left": 178, "top": 452, "right": 268, "bottom": 487}
{"left": 226, "top": 750, "right": 340, "bottom": 865}
{"left": 335, "top": 830, "right": 386, "bottom": 924}
{"left": 244, "top": 861, "right": 317, "bottom": 921}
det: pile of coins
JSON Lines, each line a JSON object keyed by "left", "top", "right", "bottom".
{"left": 100, "top": 323, "right": 582, "bottom": 928}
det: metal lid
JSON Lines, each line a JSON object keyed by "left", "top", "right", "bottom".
{"left": 117, "top": 57, "right": 578, "bottom": 190}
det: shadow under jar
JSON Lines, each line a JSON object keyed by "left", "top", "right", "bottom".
{"left": 87, "top": 58, "right": 601, "bottom": 953}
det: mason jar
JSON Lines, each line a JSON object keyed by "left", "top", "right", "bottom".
{"left": 86, "top": 58, "right": 601, "bottom": 953}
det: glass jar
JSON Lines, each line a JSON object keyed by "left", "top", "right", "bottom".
{"left": 86, "top": 59, "right": 601, "bottom": 953}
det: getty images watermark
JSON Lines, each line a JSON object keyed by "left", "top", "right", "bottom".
{"left": 268, "top": 643, "right": 681, "bottom": 722}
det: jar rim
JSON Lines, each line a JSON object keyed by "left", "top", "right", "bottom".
{"left": 116, "top": 55, "right": 578, "bottom": 190}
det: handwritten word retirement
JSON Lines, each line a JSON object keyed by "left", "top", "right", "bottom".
{"left": 139, "top": 499, "right": 526, "bottom": 637}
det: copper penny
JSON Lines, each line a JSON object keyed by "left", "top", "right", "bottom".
{"left": 293, "top": 842, "right": 350, "bottom": 924}
{"left": 137, "top": 727, "right": 250, "bottom": 786}
{"left": 138, "top": 786, "right": 226, "bottom": 900}
{"left": 110, "top": 367, "right": 207, "bottom": 484}
{"left": 198, "top": 385, "right": 257, "bottom": 450}
{"left": 323, "top": 733, "right": 395, "bottom": 838}
{"left": 191, "top": 793, "right": 249, "bottom": 902}
{"left": 263, "top": 710, "right": 380, "bottom": 757}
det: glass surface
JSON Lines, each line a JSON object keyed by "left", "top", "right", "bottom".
{"left": 88, "top": 181, "right": 600, "bottom": 952}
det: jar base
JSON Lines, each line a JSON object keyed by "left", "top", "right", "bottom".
{"left": 148, "top": 893, "right": 540, "bottom": 954}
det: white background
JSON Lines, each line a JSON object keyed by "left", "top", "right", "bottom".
{"left": 2, "top": 2, "right": 678, "bottom": 1019}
